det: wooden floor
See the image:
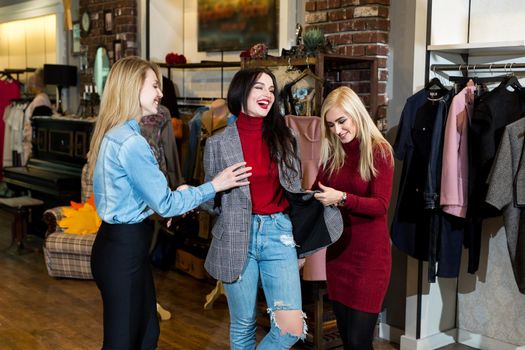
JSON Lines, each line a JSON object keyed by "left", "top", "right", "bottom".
{"left": 0, "top": 210, "right": 474, "bottom": 350}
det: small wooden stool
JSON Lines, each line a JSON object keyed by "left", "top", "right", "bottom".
{"left": 0, "top": 196, "right": 44, "bottom": 251}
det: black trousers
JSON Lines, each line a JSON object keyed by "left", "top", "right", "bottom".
{"left": 332, "top": 300, "right": 378, "bottom": 350}
{"left": 91, "top": 221, "right": 159, "bottom": 350}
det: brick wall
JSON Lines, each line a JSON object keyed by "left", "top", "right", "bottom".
{"left": 305, "top": 0, "right": 389, "bottom": 127}
{"left": 79, "top": 0, "right": 137, "bottom": 89}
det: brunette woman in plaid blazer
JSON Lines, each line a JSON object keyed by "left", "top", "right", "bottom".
{"left": 202, "top": 68, "right": 343, "bottom": 350}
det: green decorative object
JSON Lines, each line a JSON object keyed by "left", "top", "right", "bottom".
{"left": 303, "top": 28, "right": 324, "bottom": 54}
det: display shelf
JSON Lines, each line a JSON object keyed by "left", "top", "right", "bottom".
{"left": 241, "top": 54, "right": 376, "bottom": 69}
{"left": 427, "top": 40, "right": 525, "bottom": 55}
{"left": 241, "top": 55, "right": 317, "bottom": 68}
{"left": 242, "top": 53, "right": 379, "bottom": 118}
{"left": 157, "top": 61, "right": 240, "bottom": 69}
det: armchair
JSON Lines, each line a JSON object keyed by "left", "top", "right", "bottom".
{"left": 43, "top": 164, "right": 95, "bottom": 279}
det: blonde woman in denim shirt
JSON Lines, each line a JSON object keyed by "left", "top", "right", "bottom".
{"left": 87, "top": 57, "right": 251, "bottom": 350}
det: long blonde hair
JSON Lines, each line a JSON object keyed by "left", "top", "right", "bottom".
{"left": 319, "top": 86, "right": 393, "bottom": 181}
{"left": 87, "top": 56, "right": 161, "bottom": 179}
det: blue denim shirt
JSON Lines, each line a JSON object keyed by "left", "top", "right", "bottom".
{"left": 93, "top": 119, "right": 215, "bottom": 224}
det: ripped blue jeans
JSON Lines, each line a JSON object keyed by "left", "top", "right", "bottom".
{"left": 224, "top": 213, "right": 306, "bottom": 350}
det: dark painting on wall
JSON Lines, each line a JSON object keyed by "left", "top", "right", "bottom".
{"left": 197, "top": 0, "right": 278, "bottom": 52}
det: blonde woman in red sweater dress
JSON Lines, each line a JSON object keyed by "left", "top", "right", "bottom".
{"left": 313, "top": 86, "right": 394, "bottom": 349}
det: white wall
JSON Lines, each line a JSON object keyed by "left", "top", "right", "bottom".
{"left": 458, "top": 220, "right": 525, "bottom": 348}
{"left": 470, "top": 0, "right": 525, "bottom": 43}
{"left": 429, "top": 0, "right": 469, "bottom": 45}
{"left": 0, "top": 15, "right": 57, "bottom": 72}
{"left": 429, "top": 0, "right": 525, "bottom": 45}
{"left": 0, "top": 0, "right": 65, "bottom": 64}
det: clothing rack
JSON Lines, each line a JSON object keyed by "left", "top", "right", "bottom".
{"left": 431, "top": 62, "right": 525, "bottom": 73}
{"left": 10, "top": 97, "right": 33, "bottom": 104}
{"left": 415, "top": 1, "right": 525, "bottom": 348}
{"left": 432, "top": 63, "right": 525, "bottom": 71}
{"left": 430, "top": 63, "right": 525, "bottom": 86}
{"left": 177, "top": 96, "right": 217, "bottom": 108}
{"left": 0, "top": 68, "right": 36, "bottom": 81}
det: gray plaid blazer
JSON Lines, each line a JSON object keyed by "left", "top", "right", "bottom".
{"left": 202, "top": 123, "right": 342, "bottom": 283}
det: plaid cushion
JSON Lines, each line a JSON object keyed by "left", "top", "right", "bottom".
{"left": 45, "top": 232, "right": 96, "bottom": 255}
{"left": 43, "top": 246, "right": 93, "bottom": 279}
{"left": 44, "top": 232, "right": 96, "bottom": 279}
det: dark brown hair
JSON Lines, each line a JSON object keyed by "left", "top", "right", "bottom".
{"left": 227, "top": 68, "right": 298, "bottom": 177}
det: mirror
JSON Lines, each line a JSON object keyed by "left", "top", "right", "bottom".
{"left": 93, "top": 46, "right": 110, "bottom": 97}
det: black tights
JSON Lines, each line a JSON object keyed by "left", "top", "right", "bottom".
{"left": 332, "top": 300, "right": 379, "bottom": 350}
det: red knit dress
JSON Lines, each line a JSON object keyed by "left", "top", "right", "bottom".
{"left": 315, "top": 138, "right": 394, "bottom": 313}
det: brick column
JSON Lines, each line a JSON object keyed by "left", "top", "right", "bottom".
{"left": 305, "top": 0, "right": 390, "bottom": 128}
{"left": 79, "top": 0, "right": 137, "bottom": 90}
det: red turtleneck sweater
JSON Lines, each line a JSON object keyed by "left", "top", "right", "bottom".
{"left": 315, "top": 138, "right": 394, "bottom": 313}
{"left": 236, "top": 112, "right": 288, "bottom": 214}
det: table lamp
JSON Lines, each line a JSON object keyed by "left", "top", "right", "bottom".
{"left": 43, "top": 64, "right": 78, "bottom": 115}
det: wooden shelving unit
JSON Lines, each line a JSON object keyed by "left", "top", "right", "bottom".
{"left": 242, "top": 53, "right": 379, "bottom": 118}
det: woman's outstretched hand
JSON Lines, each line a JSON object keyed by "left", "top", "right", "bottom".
{"left": 211, "top": 162, "right": 252, "bottom": 192}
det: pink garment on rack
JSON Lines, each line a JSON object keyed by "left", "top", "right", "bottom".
{"left": 284, "top": 115, "right": 321, "bottom": 189}
{"left": 0, "top": 80, "right": 21, "bottom": 175}
{"left": 440, "top": 85, "right": 475, "bottom": 218}
{"left": 284, "top": 114, "right": 326, "bottom": 281}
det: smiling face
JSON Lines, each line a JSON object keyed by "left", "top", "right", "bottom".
{"left": 242, "top": 72, "right": 275, "bottom": 117}
{"left": 325, "top": 105, "right": 357, "bottom": 144}
{"left": 139, "top": 68, "right": 163, "bottom": 118}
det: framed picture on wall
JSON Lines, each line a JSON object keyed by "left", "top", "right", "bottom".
{"left": 104, "top": 9, "right": 113, "bottom": 34}
{"left": 72, "top": 21, "right": 81, "bottom": 56}
{"left": 113, "top": 39, "right": 124, "bottom": 63}
{"left": 197, "top": 0, "right": 278, "bottom": 52}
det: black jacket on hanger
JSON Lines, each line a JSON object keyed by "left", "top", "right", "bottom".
{"left": 161, "top": 75, "right": 180, "bottom": 118}
{"left": 467, "top": 82, "right": 525, "bottom": 273}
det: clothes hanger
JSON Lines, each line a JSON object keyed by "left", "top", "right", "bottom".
{"left": 425, "top": 77, "right": 448, "bottom": 92}
{"left": 0, "top": 71, "right": 14, "bottom": 81}
{"left": 285, "top": 67, "right": 324, "bottom": 88}
{"left": 300, "top": 68, "right": 324, "bottom": 83}
{"left": 282, "top": 58, "right": 324, "bottom": 91}
{"left": 499, "top": 74, "right": 522, "bottom": 92}
{"left": 301, "top": 57, "right": 324, "bottom": 82}
{"left": 426, "top": 65, "right": 448, "bottom": 91}
{"left": 286, "top": 57, "right": 299, "bottom": 72}
{"left": 425, "top": 77, "right": 449, "bottom": 103}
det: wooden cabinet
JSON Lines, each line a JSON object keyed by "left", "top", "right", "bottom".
{"left": 32, "top": 116, "right": 95, "bottom": 167}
